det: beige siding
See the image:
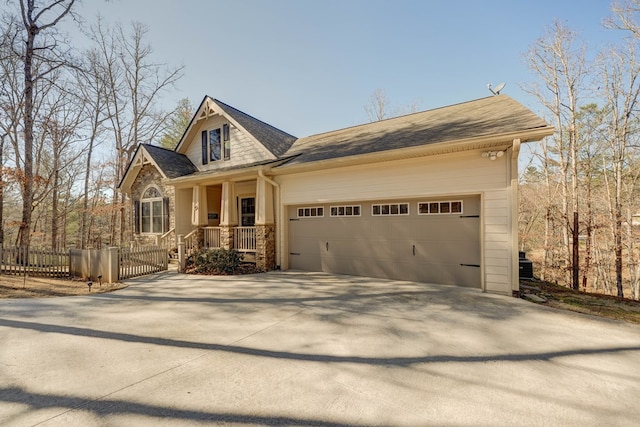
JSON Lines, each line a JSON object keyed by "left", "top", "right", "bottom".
{"left": 277, "top": 150, "right": 516, "bottom": 295}
{"left": 175, "top": 188, "right": 193, "bottom": 236}
{"left": 183, "top": 116, "right": 274, "bottom": 170}
{"left": 279, "top": 151, "right": 506, "bottom": 204}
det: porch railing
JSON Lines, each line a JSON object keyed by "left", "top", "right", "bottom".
{"left": 157, "top": 227, "right": 176, "bottom": 250}
{"left": 203, "top": 226, "right": 221, "bottom": 249}
{"left": 183, "top": 229, "right": 198, "bottom": 257}
{"left": 234, "top": 227, "right": 256, "bottom": 252}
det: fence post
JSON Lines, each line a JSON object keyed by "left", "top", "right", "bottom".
{"left": 177, "top": 234, "right": 185, "bottom": 273}
{"left": 108, "top": 247, "right": 119, "bottom": 283}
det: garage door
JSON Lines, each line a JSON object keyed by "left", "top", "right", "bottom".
{"left": 288, "top": 196, "right": 481, "bottom": 287}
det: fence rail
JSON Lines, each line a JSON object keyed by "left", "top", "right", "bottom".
{"left": 0, "top": 246, "right": 69, "bottom": 277}
{"left": 119, "top": 245, "right": 168, "bottom": 280}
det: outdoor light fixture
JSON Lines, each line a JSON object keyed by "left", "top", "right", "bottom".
{"left": 481, "top": 150, "right": 505, "bottom": 161}
{"left": 87, "top": 281, "right": 93, "bottom": 292}
{"left": 98, "top": 275, "right": 102, "bottom": 287}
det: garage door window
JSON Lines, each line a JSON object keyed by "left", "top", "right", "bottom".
{"left": 330, "top": 205, "right": 361, "bottom": 217}
{"left": 372, "top": 203, "right": 409, "bottom": 216}
{"left": 418, "top": 201, "right": 463, "bottom": 215}
{"left": 298, "top": 207, "right": 324, "bottom": 217}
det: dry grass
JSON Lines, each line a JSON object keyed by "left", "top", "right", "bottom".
{"left": 521, "top": 279, "right": 640, "bottom": 325}
{"left": 0, "top": 274, "right": 127, "bottom": 298}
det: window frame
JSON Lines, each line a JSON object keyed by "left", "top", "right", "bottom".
{"left": 371, "top": 202, "right": 410, "bottom": 216}
{"left": 297, "top": 207, "right": 325, "bottom": 218}
{"left": 140, "top": 186, "right": 165, "bottom": 234}
{"left": 240, "top": 197, "right": 256, "bottom": 226}
{"left": 329, "top": 205, "right": 361, "bottom": 217}
{"left": 209, "top": 128, "right": 221, "bottom": 162}
{"left": 417, "top": 200, "right": 463, "bottom": 215}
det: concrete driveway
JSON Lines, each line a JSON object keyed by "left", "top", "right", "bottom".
{"left": 0, "top": 271, "right": 639, "bottom": 426}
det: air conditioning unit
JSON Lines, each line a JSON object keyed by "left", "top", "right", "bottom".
{"left": 519, "top": 252, "right": 534, "bottom": 279}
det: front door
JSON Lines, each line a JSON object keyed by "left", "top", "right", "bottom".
{"left": 240, "top": 197, "right": 255, "bottom": 226}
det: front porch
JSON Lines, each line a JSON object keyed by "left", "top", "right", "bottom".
{"left": 172, "top": 175, "right": 277, "bottom": 271}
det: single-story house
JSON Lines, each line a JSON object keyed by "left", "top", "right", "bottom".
{"left": 118, "top": 94, "right": 553, "bottom": 295}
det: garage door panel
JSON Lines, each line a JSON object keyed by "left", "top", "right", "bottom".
{"left": 288, "top": 196, "right": 481, "bottom": 288}
{"left": 442, "top": 264, "right": 481, "bottom": 287}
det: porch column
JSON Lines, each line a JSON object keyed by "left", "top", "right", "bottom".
{"left": 255, "top": 176, "right": 276, "bottom": 271}
{"left": 191, "top": 185, "right": 208, "bottom": 250}
{"left": 220, "top": 181, "right": 237, "bottom": 250}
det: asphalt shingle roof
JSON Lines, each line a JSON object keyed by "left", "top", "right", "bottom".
{"left": 142, "top": 144, "right": 198, "bottom": 178}
{"left": 213, "top": 99, "right": 297, "bottom": 157}
{"left": 282, "top": 95, "right": 550, "bottom": 165}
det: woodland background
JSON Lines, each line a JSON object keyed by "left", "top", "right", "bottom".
{"left": 3, "top": 1, "right": 640, "bottom": 299}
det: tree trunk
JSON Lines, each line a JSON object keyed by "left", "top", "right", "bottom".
{"left": 18, "top": 17, "right": 36, "bottom": 248}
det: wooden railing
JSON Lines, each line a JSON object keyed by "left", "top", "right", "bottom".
{"left": 234, "top": 227, "right": 256, "bottom": 252}
{"left": 183, "top": 229, "right": 198, "bottom": 256}
{"left": 119, "top": 245, "right": 168, "bottom": 280}
{"left": 0, "top": 246, "right": 69, "bottom": 277}
{"left": 203, "top": 226, "right": 221, "bottom": 249}
{"left": 158, "top": 227, "right": 176, "bottom": 249}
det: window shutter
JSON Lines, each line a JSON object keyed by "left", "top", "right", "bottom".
{"left": 201, "top": 131, "right": 208, "bottom": 165}
{"left": 134, "top": 200, "right": 140, "bottom": 234}
{"left": 163, "top": 197, "right": 170, "bottom": 233}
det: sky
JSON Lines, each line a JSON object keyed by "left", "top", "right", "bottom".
{"left": 63, "top": 0, "right": 620, "bottom": 139}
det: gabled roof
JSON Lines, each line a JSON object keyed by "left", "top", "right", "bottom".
{"left": 118, "top": 143, "right": 197, "bottom": 192}
{"left": 281, "top": 95, "right": 552, "bottom": 165}
{"left": 174, "top": 96, "right": 296, "bottom": 158}
{"left": 142, "top": 144, "right": 198, "bottom": 178}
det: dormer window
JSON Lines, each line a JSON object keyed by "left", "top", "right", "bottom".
{"left": 209, "top": 129, "right": 221, "bottom": 161}
{"left": 201, "top": 125, "right": 230, "bottom": 165}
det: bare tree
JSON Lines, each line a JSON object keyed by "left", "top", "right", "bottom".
{"left": 91, "top": 19, "right": 183, "bottom": 245}
{"left": 364, "top": 88, "right": 422, "bottom": 122}
{"left": 523, "top": 20, "right": 587, "bottom": 289}
{"left": 4, "top": 0, "right": 77, "bottom": 248}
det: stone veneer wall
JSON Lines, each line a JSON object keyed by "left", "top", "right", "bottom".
{"left": 255, "top": 224, "right": 275, "bottom": 271}
{"left": 129, "top": 163, "right": 175, "bottom": 246}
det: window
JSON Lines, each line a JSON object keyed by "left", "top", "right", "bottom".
{"left": 372, "top": 203, "right": 409, "bottom": 216}
{"left": 418, "top": 200, "right": 463, "bottom": 215}
{"left": 209, "top": 128, "right": 221, "bottom": 161}
{"left": 201, "top": 127, "right": 229, "bottom": 164}
{"left": 241, "top": 197, "right": 255, "bottom": 226}
{"left": 223, "top": 123, "right": 231, "bottom": 160}
{"left": 330, "top": 205, "right": 361, "bottom": 217}
{"left": 138, "top": 186, "right": 168, "bottom": 234}
{"left": 297, "top": 207, "right": 324, "bottom": 217}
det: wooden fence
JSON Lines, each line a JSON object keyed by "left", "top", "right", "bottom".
{"left": 119, "top": 245, "right": 168, "bottom": 280}
{"left": 0, "top": 246, "right": 69, "bottom": 277}
{"left": 1, "top": 245, "right": 168, "bottom": 282}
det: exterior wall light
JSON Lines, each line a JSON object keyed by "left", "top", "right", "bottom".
{"left": 481, "top": 150, "right": 505, "bottom": 161}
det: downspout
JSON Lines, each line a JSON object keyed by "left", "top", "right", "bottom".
{"left": 258, "top": 170, "right": 281, "bottom": 268}
{"left": 511, "top": 139, "right": 521, "bottom": 295}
